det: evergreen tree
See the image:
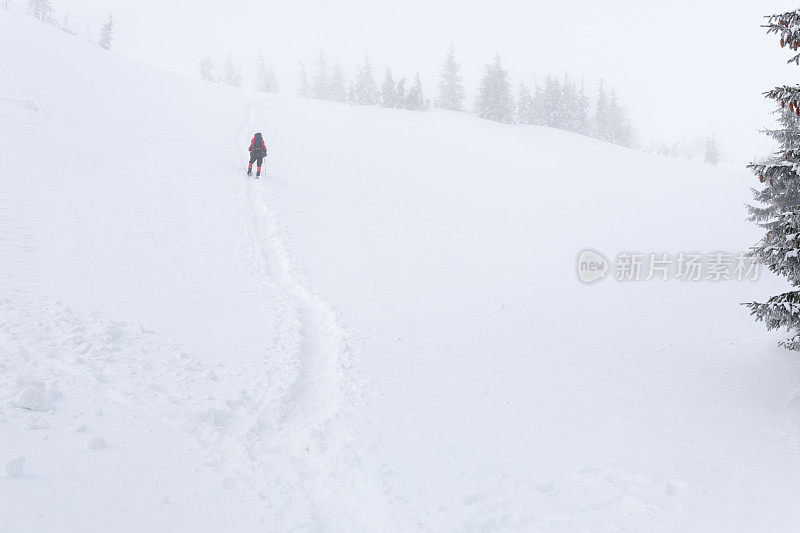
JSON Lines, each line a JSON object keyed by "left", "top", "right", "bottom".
{"left": 749, "top": 109, "right": 800, "bottom": 227}
{"left": 223, "top": 54, "right": 242, "bottom": 87}
{"left": 199, "top": 56, "right": 216, "bottom": 83}
{"left": 516, "top": 81, "right": 535, "bottom": 125}
{"left": 436, "top": 42, "right": 465, "bottom": 111}
{"left": 328, "top": 62, "right": 347, "bottom": 103}
{"left": 267, "top": 68, "right": 279, "bottom": 94}
{"left": 256, "top": 55, "right": 268, "bottom": 92}
{"left": 593, "top": 79, "right": 611, "bottom": 141}
{"left": 475, "top": 55, "right": 513, "bottom": 124}
{"left": 28, "top": 0, "right": 53, "bottom": 22}
{"left": 347, "top": 81, "right": 355, "bottom": 105}
{"left": 297, "top": 63, "right": 310, "bottom": 98}
{"left": 354, "top": 54, "right": 378, "bottom": 105}
{"left": 405, "top": 72, "right": 428, "bottom": 111}
{"left": 395, "top": 78, "right": 407, "bottom": 109}
{"left": 576, "top": 78, "right": 591, "bottom": 135}
{"left": 704, "top": 135, "right": 720, "bottom": 165}
{"left": 381, "top": 67, "right": 396, "bottom": 108}
{"left": 745, "top": 9, "right": 800, "bottom": 349}
{"left": 61, "top": 12, "right": 76, "bottom": 35}
{"left": 530, "top": 81, "right": 547, "bottom": 126}
{"left": 560, "top": 74, "right": 580, "bottom": 133}
{"left": 542, "top": 75, "right": 566, "bottom": 128}
{"left": 312, "top": 49, "right": 329, "bottom": 100}
{"left": 256, "top": 56, "right": 278, "bottom": 93}
{"left": 607, "top": 90, "right": 635, "bottom": 147}
{"left": 98, "top": 15, "right": 114, "bottom": 50}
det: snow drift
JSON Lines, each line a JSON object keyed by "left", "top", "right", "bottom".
{"left": 2, "top": 7, "right": 800, "bottom": 532}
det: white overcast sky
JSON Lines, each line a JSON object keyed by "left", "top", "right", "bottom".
{"left": 53, "top": 0, "right": 799, "bottom": 163}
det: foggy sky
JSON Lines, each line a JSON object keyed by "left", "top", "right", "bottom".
{"left": 52, "top": 0, "right": 798, "bottom": 163}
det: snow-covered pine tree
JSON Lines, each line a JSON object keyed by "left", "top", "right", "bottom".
{"left": 516, "top": 81, "right": 534, "bottom": 125}
{"left": 98, "top": 15, "right": 114, "bottom": 50}
{"left": 256, "top": 56, "right": 279, "bottom": 93}
{"left": 199, "top": 56, "right": 216, "bottom": 83}
{"left": 405, "top": 72, "right": 428, "bottom": 111}
{"left": 436, "top": 42, "right": 465, "bottom": 111}
{"left": 576, "top": 78, "right": 591, "bottom": 135}
{"left": 745, "top": 8, "right": 800, "bottom": 349}
{"left": 475, "top": 55, "right": 513, "bottom": 124}
{"left": 312, "top": 49, "right": 329, "bottom": 100}
{"left": 223, "top": 54, "right": 242, "bottom": 87}
{"left": 256, "top": 55, "right": 268, "bottom": 92}
{"left": 542, "top": 75, "right": 563, "bottom": 128}
{"left": 267, "top": 68, "right": 279, "bottom": 93}
{"left": 60, "top": 11, "right": 76, "bottom": 35}
{"left": 749, "top": 109, "right": 800, "bottom": 224}
{"left": 395, "top": 78, "right": 406, "bottom": 109}
{"left": 531, "top": 81, "right": 547, "bottom": 126}
{"left": 381, "top": 68, "right": 396, "bottom": 108}
{"left": 704, "top": 135, "right": 720, "bottom": 165}
{"left": 560, "top": 74, "right": 580, "bottom": 132}
{"left": 28, "top": 0, "right": 53, "bottom": 22}
{"left": 297, "top": 63, "right": 310, "bottom": 98}
{"left": 354, "top": 54, "right": 378, "bottom": 105}
{"left": 607, "top": 90, "right": 635, "bottom": 147}
{"left": 593, "top": 79, "right": 611, "bottom": 141}
{"left": 328, "top": 62, "right": 347, "bottom": 103}
{"left": 347, "top": 81, "right": 355, "bottom": 105}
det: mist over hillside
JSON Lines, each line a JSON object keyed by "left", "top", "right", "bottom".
{"left": 19, "top": 0, "right": 786, "bottom": 162}
{"left": 3, "top": 3, "right": 800, "bottom": 532}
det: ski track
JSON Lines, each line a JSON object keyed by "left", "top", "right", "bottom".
{"left": 219, "top": 102, "right": 404, "bottom": 528}
{"left": 0, "top": 102, "right": 403, "bottom": 531}
{"left": 0, "top": 98, "right": 699, "bottom": 531}
{"left": 224, "top": 105, "right": 695, "bottom": 532}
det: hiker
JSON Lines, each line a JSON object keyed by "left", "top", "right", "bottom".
{"left": 248, "top": 132, "right": 267, "bottom": 178}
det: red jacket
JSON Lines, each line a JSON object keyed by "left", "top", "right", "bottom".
{"left": 249, "top": 136, "right": 267, "bottom": 154}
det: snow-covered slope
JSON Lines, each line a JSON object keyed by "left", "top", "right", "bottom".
{"left": 3, "top": 8, "right": 800, "bottom": 532}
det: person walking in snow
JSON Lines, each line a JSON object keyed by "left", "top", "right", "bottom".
{"left": 248, "top": 132, "right": 267, "bottom": 178}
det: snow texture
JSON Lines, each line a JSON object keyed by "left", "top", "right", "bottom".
{"left": 5, "top": 457, "right": 25, "bottom": 478}
{"left": 2, "top": 6, "right": 800, "bottom": 532}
